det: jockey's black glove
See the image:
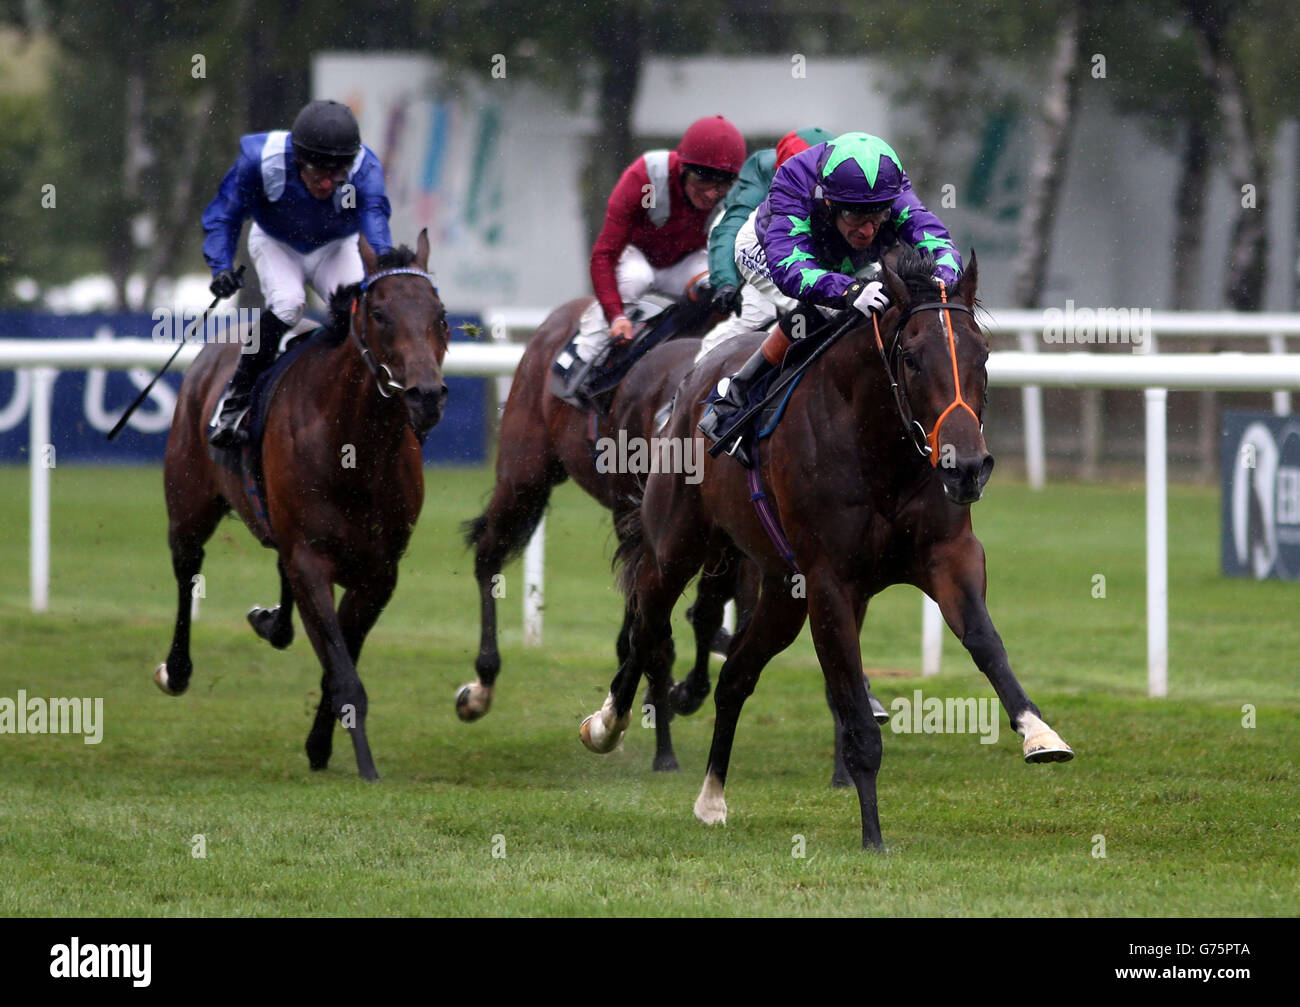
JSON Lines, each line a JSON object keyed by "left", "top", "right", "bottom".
{"left": 842, "top": 279, "right": 890, "bottom": 317}
{"left": 710, "top": 284, "right": 743, "bottom": 317}
{"left": 210, "top": 268, "right": 245, "bottom": 299}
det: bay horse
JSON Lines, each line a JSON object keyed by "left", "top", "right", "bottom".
{"left": 155, "top": 232, "right": 449, "bottom": 781}
{"left": 461, "top": 295, "right": 749, "bottom": 771}
{"left": 580, "top": 247, "right": 1074, "bottom": 849}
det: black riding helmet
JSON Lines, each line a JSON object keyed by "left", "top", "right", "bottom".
{"left": 291, "top": 100, "right": 361, "bottom": 168}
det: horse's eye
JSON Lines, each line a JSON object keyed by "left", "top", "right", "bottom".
{"left": 372, "top": 309, "right": 389, "bottom": 326}
{"left": 901, "top": 351, "right": 918, "bottom": 370}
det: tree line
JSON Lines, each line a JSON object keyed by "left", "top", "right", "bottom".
{"left": 0, "top": 0, "right": 1294, "bottom": 312}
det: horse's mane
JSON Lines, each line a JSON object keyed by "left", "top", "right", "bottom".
{"left": 891, "top": 243, "right": 984, "bottom": 319}
{"left": 893, "top": 245, "right": 943, "bottom": 303}
{"left": 322, "top": 245, "right": 421, "bottom": 344}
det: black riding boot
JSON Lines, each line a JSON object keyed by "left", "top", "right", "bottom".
{"left": 209, "top": 310, "right": 291, "bottom": 448}
{"left": 697, "top": 346, "right": 776, "bottom": 467}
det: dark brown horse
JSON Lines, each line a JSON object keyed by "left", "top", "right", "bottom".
{"left": 155, "top": 232, "right": 449, "bottom": 780}
{"left": 461, "top": 296, "right": 747, "bottom": 771}
{"left": 580, "top": 248, "right": 1073, "bottom": 848}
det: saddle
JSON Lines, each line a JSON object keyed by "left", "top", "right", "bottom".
{"left": 209, "top": 324, "right": 323, "bottom": 547}
{"left": 552, "top": 293, "right": 712, "bottom": 414}
{"left": 701, "top": 319, "right": 835, "bottom": 461}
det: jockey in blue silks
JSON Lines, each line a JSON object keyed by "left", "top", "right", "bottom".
{"left": 201, "top": 99, "right": 394, "bottom": 448}
{"left": 698, "top": 131, "right": 962, "bottom": 463}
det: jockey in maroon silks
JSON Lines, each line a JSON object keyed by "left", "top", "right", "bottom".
{"left": 572, "top": 115, "right": 746, "bottom": 363}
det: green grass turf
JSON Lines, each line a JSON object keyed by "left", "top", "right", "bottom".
{"left": 0, "top": 465, "right": 1295, "bottom": 916}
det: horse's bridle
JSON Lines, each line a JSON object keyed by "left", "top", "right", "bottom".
{"left": 872, "top": 280, "right": 980, "bottom": 465}
{"left": 349, "top": 267, "right": 441, "bottom": 400}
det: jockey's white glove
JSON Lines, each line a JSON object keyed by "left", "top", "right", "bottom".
{"left": 844, "top": 279, "right": 890, "bottom": 317}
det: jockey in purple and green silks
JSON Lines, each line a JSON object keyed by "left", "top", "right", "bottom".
{"left": 698, "top": 131, "right": 962, "bottom": 466}
{"left": 760, "top": 131, "right": 961, "bottom": 306}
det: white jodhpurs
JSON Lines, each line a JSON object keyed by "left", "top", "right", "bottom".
{"left": 576, "top": 246, "right": 710, "bottom": 362}
{"left": 247, "top": 222, "right": 365, "bottom": 328}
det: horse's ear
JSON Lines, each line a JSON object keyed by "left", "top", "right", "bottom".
{"left": 359, "top": 235, "right": 378, "bottom": 277}
{"left": 882, "top": 263, "right": 909, "bottom": 315}
{"left": 415, "top": 228, "right": 430, "bottom": 271}
{"left": 954, "top": 249, "right": 978, "bottom": 309}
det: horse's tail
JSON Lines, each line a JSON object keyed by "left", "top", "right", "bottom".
{"left": 461, "top": 513, "right": 489, "bottom": 551}
{"left": 461, "top": 481, "right": 552, "bottom": 567}
{"left": 613, "top": 507, "right": 647, "bottom": 599}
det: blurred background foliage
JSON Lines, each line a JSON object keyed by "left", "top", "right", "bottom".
{"left": 0, "top": 0, "right": 1295, "bottom": 308}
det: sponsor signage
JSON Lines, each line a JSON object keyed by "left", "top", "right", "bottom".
{"left": 0, "top": 313, "right": 487, "bottom": 465}
{"left": 1221, "top": 411, "right": 1300, "bottom": 581}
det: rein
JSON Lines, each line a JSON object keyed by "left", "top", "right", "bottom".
{"left": 872, "top": 280, "right": 977, "bottom": 466}
{"left": 349, "top": 266, "right": 440, "bottom": 400}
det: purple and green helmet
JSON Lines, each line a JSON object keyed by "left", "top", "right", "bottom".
{"left": 818, "top": 132, "right": 906, "bottom": 207}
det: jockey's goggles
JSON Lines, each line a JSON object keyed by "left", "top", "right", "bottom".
{"left": 683, "top": 163, "right": 737, "bottom": 186}
{"left": 299, "top": 159, "right": 350, "bottom": 180}
{"left": 833, "top": 202, "right": 892, "bottom": 227}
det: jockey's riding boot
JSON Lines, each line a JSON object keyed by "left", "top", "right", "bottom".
{"left": 697, "top": 345, "right": 776, "bottom": 466}
{"left": 208, "top": 310, "right": 290, "bottom": 449}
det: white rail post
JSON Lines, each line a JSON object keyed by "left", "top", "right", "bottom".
{"left": 523, "top": 516, "right": 545, "bottom": 646}
{"left": 1270, "top": 333, "right": 1292, "bottom": 415}
{"left": 1145, "top": 387, "right": 1168, "bottom": 698}
{"left": 921, "top": 592, "right": 943, "bottom": 676}
{"left": 1018, "top": 328, "right": 1046, "bottom": 489}
{"left": 29, "top": 367, "right": 57, "bottom": 613}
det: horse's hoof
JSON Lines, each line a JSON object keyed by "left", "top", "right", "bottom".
{"left": 306, "top": 740, "right": 331, "bottom": 770}
{"left": 579, "top": 713, "right": 626, "bottom": 754}
{"left": 653, "top": 753, "right": 679, "bottom": 772}
{"left": 693, "top": 775, "right": 728, "bottom": 826}
{"left": 153, "top": 663, "right": 186, "bottom": 696}
{"left": 580, "top": 695, "right": 628, "bottom": 754}
{"left": 670, "top": 682, "right": 709, "bottom": 717}
{"left": 248, "top": 606, "right": 293, "bottom": 649}
{"left": 1023, "top": 730, "right": 1075, "bottom": 764}
{"left": 709, "top": 626, "right": 731, "bottom": 658}
{"left": 579, "top": 714, "right": 611, "bottom": 753}
{"left": 830, "top": 772, "right": 852, "bottom": 788}
{"left": 455, "top": 683, "right": 493, "bottom": 722}
{"left": 358, "top": 768, "right": 381, "bottom": 782}
{"left": 868, "top": 693, "right": 890, "bottom": 725}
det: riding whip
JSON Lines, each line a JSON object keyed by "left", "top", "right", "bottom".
{"left": 106, "top": 265, "right": 245, "bottom": 441}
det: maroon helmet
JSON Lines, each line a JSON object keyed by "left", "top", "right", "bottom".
{"left": 676, "top": 115, "right": 746, "bottom": 176}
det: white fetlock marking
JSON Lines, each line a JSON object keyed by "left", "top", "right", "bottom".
{"left": 1018, "top": 711, "right": 1070, "bottom": 757}
{"left": 462, "top": 683, "right": 492, "bottom": 715}
{"left": 693, "top": 772, "right": 727, "bottom": 825}
{"left": 153, "top": 663, "right": 173, "bottom": 695}
{"left": 582, "top": 693, "right": 629, "bottom": 753}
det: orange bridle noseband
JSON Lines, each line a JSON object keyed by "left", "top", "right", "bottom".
{"left": 872, "top": 280, "right": 979, "bottom": 466}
